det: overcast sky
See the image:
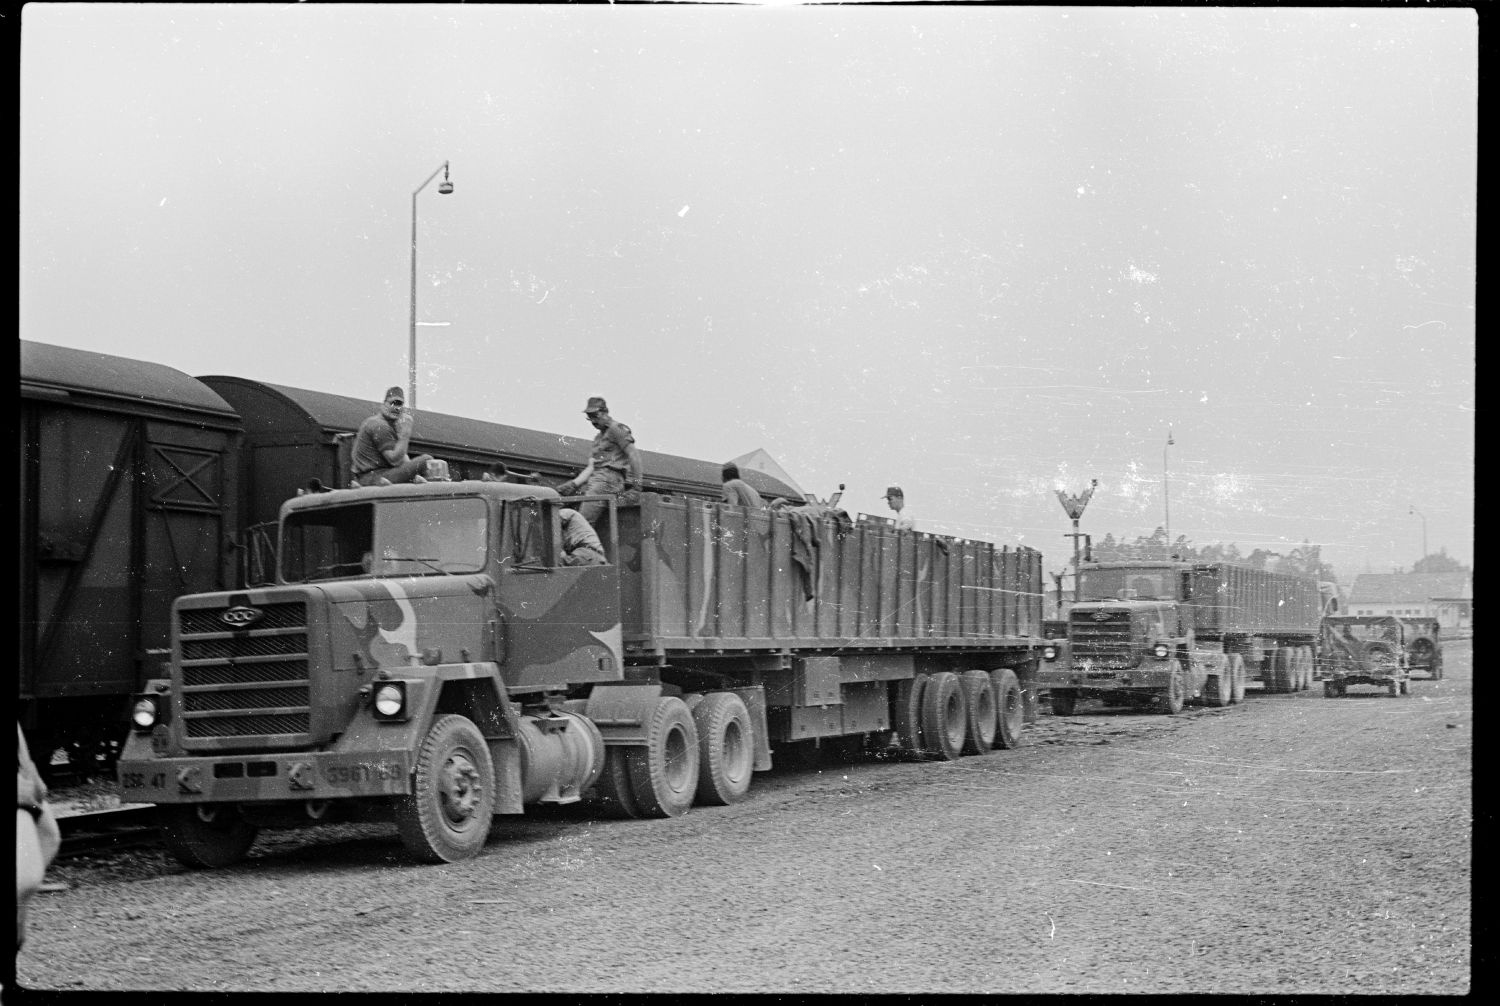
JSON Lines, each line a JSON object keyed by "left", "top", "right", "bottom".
{"left": 19, "top": 4, "right": 1475, "bottom": 582}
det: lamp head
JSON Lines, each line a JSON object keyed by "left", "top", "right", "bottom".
{"left": 438, "top": 162, "right": 454, "bottom": 195}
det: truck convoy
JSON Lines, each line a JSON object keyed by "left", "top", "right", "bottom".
{"left": 1035, "top": 561, "right": 1327, "bottom": 715}
{"left": 116, "top": 480, "right": 1044, "bottom": 866}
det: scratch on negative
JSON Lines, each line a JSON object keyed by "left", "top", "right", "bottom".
{"left": 1063, "top": 879, "right": 1194, "bottom": 897}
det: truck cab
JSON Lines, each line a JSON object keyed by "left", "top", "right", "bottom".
{"left": 117, "top": 480, "right": 631, "bottom": 866}
{"left": 1036, "top": 562, "right": 1238, "bottom": 715}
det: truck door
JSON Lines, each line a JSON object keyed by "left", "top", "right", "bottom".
{"left": 494, "top": 498, "right": 624, "bottom": 691}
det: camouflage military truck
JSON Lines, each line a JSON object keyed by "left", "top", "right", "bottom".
{"left": 1035, "top": 561, "right": 1325, "bottom": 716}
{"left": 1318, "top": 615, "right": 1428, "bottom": 697}
{"left": 116, "top": 481, "right": 1044, "bottom": 867}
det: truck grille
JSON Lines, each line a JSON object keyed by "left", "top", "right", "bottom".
{"left": 1070, "top": 610, "right": 1139, "bottom": 668}
{"left": 176, "top": 601, "right": 312, "bottom": 744}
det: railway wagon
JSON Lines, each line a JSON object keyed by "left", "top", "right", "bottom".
{"left": 198, "top": 375, "right": 798, "bottom": 585}
{"left": 19, "top": 340, "right": 797, "bottom": 774}
{"left": 116, "top": 484, "right": 1044, "bottom": 867}
{"left": 20, "top": 342, "right": 242, "bottom": 761}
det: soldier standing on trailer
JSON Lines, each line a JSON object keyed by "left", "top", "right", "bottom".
{"left": 557, "top": 397, "right": 644, "bottom": 525}
{"left": 351, "top": 386, "right": 433, "bottom": 486}
{"left": 885, "top": 485, "right": 915, "bottom": 531}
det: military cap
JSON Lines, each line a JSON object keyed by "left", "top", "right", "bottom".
{"left": 384, "top": 386, "right": 405, "bottom": 404}
{"left": 885, "top": 485, "right": 904, "bottom": 498}
{"left": 584, "top": 396, "right": 608, "bottom": 415}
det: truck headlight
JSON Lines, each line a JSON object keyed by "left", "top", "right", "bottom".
{"left": 130, "top": 694, "right": 160, "bottom": 731}
{"left": 373, "top": 682, "right": 408, "bottom": 721}
{"left": 1153, "top": 643, "right": 1170, "bottom": 660}
{"left": 1043, "top": 645, "right": 1058, "bottom": 661}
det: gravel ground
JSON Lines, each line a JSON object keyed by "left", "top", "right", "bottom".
{"left": 14, "top": 640, "right": 1470, "bottom": 994}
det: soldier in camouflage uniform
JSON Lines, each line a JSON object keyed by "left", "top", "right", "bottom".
{"left": 557, "top": 396, "right": 643, "bottom": 526}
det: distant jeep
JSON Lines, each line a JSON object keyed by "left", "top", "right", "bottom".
{"left": 1319, "top": 616, "right": 1431, "bottom": 697}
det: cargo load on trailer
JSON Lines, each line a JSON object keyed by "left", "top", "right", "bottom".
{"left": 116, "top": 481, "right": 1044, "bottom": 866}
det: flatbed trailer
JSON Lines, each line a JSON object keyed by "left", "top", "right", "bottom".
{"left": 117, "top": 485, "right": 1045, "bottom": 866}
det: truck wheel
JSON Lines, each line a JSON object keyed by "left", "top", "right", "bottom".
{"left": 1323, "top": 680, "right": 1336, "bottom": 698}
{"left": 1272, "top": 647, "right": 1295, "bottom": 693}
{"left": 591, "top": 747, "right": 644, "bottom": 819}
{"left": 162, "top": 804, "right": 259, "bottom": 869}
{"left": 394, "top": 714, "right": 496, "bottom": 864}
{"left": 960, "top": 670, "right": 998, "bottom": 754}
{"left": 1049, "top": 689, "right": 1078, "bottom": 717}
{"left": 1229, "top": 655, "right": 1247, "bottom": 704}
{"left": 692, "top": 692, "right": 754, "bottom": 806}
{"left": 624, "top": 696, "right": 699, "bottom": 817}
{"left": 1161, "top": 666, "right": 1186, "bottom": 715}
{"left": 1398, "top": 678, "right": 1411, "bottom": 696}
{"left": 1387, "top": 680, "right": 1399, "bottom": 698}
{"left": 992, "top": 669, "right": 1025, "bottom": 749}
{"left": 1301, "top": 647, "right": 1316, "bottom": 690}
{"left": 892, "top": 675, "right": 928, "bottom": 754}
{"left": 920, "top": 671, "right": 967, "bottom": 761}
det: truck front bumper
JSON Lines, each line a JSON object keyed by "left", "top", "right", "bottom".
{"left": 1035, "top": 664, "right": 1176, "bottom": 691}
{"left": 117, "top": 747, "right": 415, "bottom": 805}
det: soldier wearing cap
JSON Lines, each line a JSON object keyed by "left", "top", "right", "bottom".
{"left": 885, "top": 485, "right": 915, "bottom": 531}
{"left": 557, "top": 396, "right": 644, "bottom": 525}
{"left": 350, "top": 386, "right": 434, "bottom": 487}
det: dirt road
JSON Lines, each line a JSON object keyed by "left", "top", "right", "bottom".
{"left": 15, "top": 640, "right": 1470, "bottom": 994}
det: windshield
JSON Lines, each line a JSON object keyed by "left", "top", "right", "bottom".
{"left": 1078, "top": 567, "right": 1179, "bottom": 601}
{"left": 279, "top": 497, "right": 489, "bottom": 582}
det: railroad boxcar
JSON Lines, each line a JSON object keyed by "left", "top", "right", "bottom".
{"left": 20, "top": 342, "right": 242, "bottom": 764}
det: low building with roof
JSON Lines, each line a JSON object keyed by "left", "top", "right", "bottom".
{"left": 1346, "top": 572, "right": 1472, "bottom": 629}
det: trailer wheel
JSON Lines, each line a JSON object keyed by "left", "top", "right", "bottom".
{"left": 590, "top": 747, "right": 644, "bottom": 819}
{"left": 162, "top": 804, "right": 259, "bottom": 869}
{"left": 892, "top": 675, "right": 929, "bottom": 754}
{"left": 624, "top": 696, "right": 700, "bottom": 817}
{"left": 992, "top": 669, "right": 1025, "bottom": 749}
{"left": 1301, "top": 647, "right": 1316, "bottom": 690}
{"left": 1323, "top": 680, "right": 1337, "bottom": 698}
{"left": 1269, "top": 647, "right": 1292, "bottom": 693}
{"left": 393, "top": 714, "right": 496, "bottom": 864}
{"left": 692, "top": 692, "right": 754, "bottom": 806}
{"left": 1049, "top": 689, "right": 1078, "bottom": 717}
{"left": 919, "top": 671, "right": 967, "bottom": 760}
{"left": 1161, "top": 665, "right": 1186, "bottom": 715}
{"left": 960, "top": 670, "right": 998, "bottom": 754}
{"left": 1387, "top": 679, "right": 1399, "bottom": 698}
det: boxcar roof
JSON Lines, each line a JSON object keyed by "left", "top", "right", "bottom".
{"left": 21, "top": 340, "right": 238, "bottom": 421}
{"left": 199, "top": 376, "right": 799, "bottom": 500}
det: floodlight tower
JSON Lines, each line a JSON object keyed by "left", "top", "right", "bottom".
{"left": 1056, "top": 479, "right": 1099, "bottom": 606}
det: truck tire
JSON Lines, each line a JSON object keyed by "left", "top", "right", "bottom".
{"left": 1229, "top": 654, "right": 1247, "bottom": 704}
{"left": 892, "top": 675, "right": 928, "bottom": 754}
{"left": 162, "top": 804, "right": 259, "bottom": 869}
{"left": 692, "top": 692, "right": 754, "bottom": 806}
{"left": 992, "top": 669, "right": 1025, "bottom": 749}
{"left": 1161, "top": 665, "right": 1186, "bottom": 715}
{"left": 920, "top": 671, "right": 967, "bottom": 761}
{"left": 1387, "top": 679, "right": 1399, "bottom": 698}
{"left": 1049, "top": 689, "right": 1078, "bottom": 717}
{"left": 1323, "top": 680, "right": 1337, "bottom": 698}
{"left": 1301, "top": 647, "right": 1316, "bottom": 690}
{"left": 960, "top": 670, "right": 998, "bottom": 754}
{"left": 624, "top": 696, "right": 700, "bottom": 818}
{"left": 1398, "top": 677, "right": 1411, "bottom": 696}
{"left": 1269, "top": 648, "right": 1292, "bottom": 694}
{"left": 590, "top": 747, "right": 644, "bottom": 819}
{"left": 393, "top": 714, "right": 497, "bottom": 864}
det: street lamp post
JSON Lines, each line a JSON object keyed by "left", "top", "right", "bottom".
{"left": 1056, "top": 480, "right": 1098, "bottom": 608}
{"left": 409, "top": 161, "right": 454, "bottom": 410}
{"left": 1163, "top": 428, "right": 1174, "bottom": 556}
{"left": 1409, "top": 505, "right": 1427, "bottom": 567}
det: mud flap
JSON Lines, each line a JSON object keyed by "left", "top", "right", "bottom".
{"left": 490, "top": 738, "right": 523, "bottom": 815}
{"left": 731, "top": 685, "right": 773, "bottom": 771}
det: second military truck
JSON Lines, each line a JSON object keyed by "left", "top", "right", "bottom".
{"left": 117, "top": 481, "right": 1044, "bottom": 866}
{"left": 1035, "top": 560, "right": 1326, "bottom": 715}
